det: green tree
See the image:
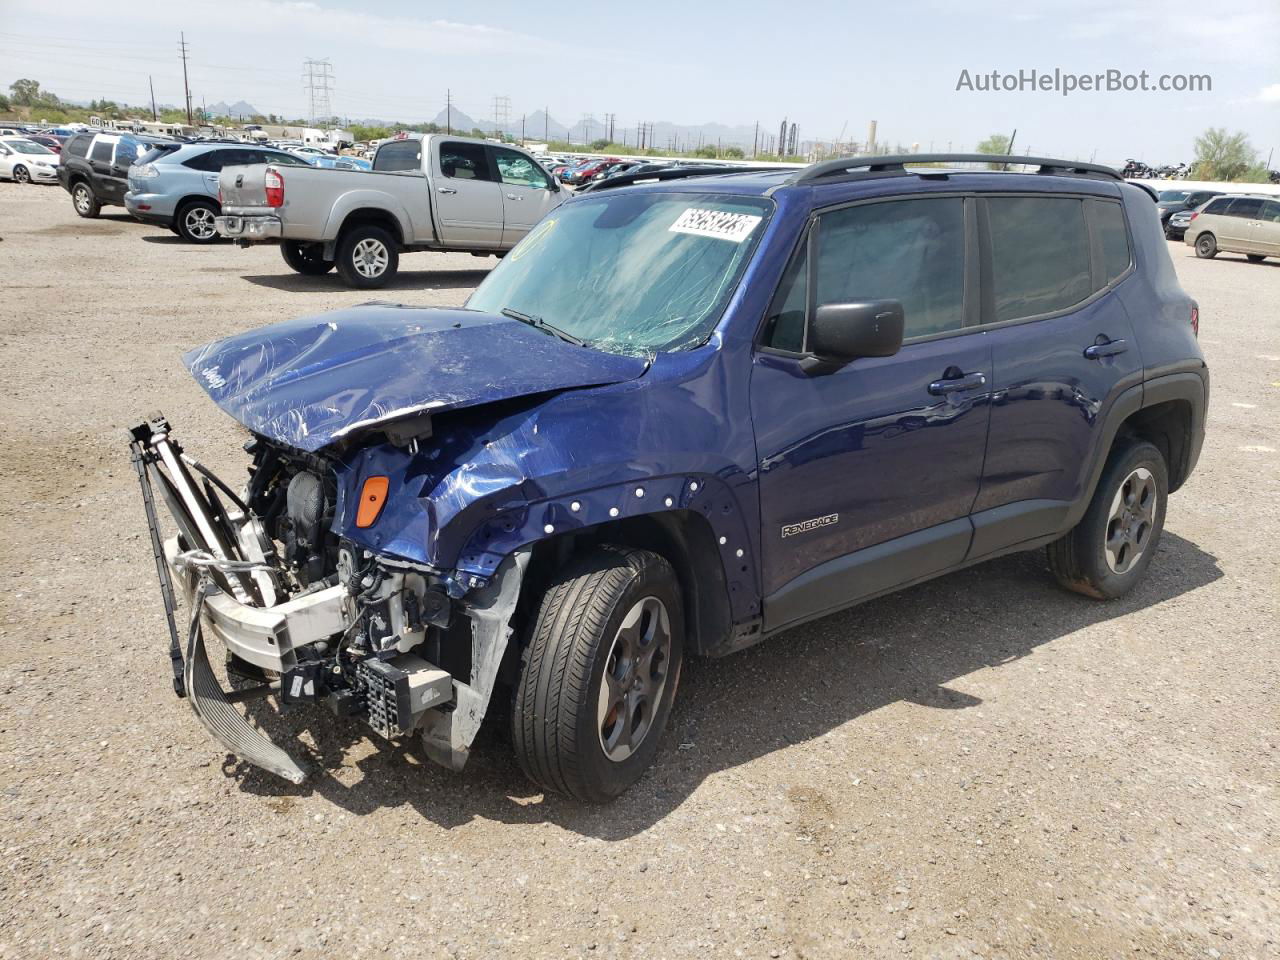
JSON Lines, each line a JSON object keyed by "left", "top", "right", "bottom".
{"left": 693, "top": 144, "right": 718, "bottom": 159}
{"left": 976, "top": 133, "right": 1012, "bottom": 169}
{"left": 722, "top": 145, "right": 745, "bottom": 159}
{"left": 1192, "top": 128, "right": 1258, "bottom": 181}
{"left": 589, "top": 138, "right": 610, "bottom": 151}
{"left": 10, "top": 78, "right": 42, "bottom": 106}
{"left": 0, "top": 93, "right": 10, "bottom": 112}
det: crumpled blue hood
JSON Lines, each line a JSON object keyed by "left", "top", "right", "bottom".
{"left": 183, "top": 304, "right": 648, "bottom": 452}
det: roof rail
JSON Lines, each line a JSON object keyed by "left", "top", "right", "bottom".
{"left": 578, "top": 165, "right": 782, "bottom": 194}
{"left": 789, "top": 153, "right": 1124, "bottom": 185}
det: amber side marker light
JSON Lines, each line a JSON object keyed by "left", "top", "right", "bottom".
{"left": 356, "top": 476, "right": 389, "bottom": 527}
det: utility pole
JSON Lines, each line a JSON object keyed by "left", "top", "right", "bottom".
{"left": 178, "top": 33, "right": 192, "bottom": 126}
{"left": 520, "top": 114, "right": 526, "bottom": 143}
{"left": 492, "top": 95, "right": 511, "bottom": 139}
{"left": 446, "top": 89, "right": 452, "bottom": 134}
{"left": 544, "top": 106, "right": 549, "bottom": 143}
{"left": 752, "top": 121, "right": 758, "bottom": 159}
{"left": 149, "top": 75, "right": 157, "bottom": 122}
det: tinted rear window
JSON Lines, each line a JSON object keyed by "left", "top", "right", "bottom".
{"left": 1202, "top": 198, "right": 1232, "bottom": 215}
{"left": 89, "top": 138, "right": 114, "bottom": 163}
{"left": 987, "top": 197, "right": 1091, "bottom": 322}
{"left": 66, "top": 134, "right": 92, "bottom": 158}
{"left": 374, "top": 139, "right": 422, "bottom": 172}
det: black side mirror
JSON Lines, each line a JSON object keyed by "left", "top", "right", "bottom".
{"left": 808, "top": 300, "right": 905, "bottom": 363}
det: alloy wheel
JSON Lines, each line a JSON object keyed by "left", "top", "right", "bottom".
{"left": 185, "top": 206, "right": 217, "bottom": 240}
{"left": 596, "top": 596, "right": 672, "bottom": 762}
{"left": 74, "top": 185, "right": 91, "bottom": 213}
{"left": 352, "top": 238, "right": 389, "bottom": 278}
{"left": 14, "top": 166, "right": 30, "bottom": 184}
{"left": 1104, "top": 466, "right": 1157, "bottom": 575}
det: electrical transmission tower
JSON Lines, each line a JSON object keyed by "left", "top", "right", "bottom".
{"left": 302, "top": 58, "right": 334, "bottom": 127}
{"left": 492, "top": 95, "right": 511, "bottom": 139}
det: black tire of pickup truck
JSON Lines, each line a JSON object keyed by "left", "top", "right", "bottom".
{"left": 281, "top": 240, "right": 334, "bottom": 275}
{"left": 512, "top": 546, "right": 684, "bottom": 803}
{"left": 1047, "top": 439, "right": 1168, "bottom": 600}
{"left": 335, "top": 225, "right": 398, "bottom": 288}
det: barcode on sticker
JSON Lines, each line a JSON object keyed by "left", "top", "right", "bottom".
{"left": 669, "top": 208, "right": 762, "bottom": 243}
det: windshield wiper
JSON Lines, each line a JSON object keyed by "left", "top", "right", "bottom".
{"left": 501, "top": 307, "right": 585, "bottom": 347}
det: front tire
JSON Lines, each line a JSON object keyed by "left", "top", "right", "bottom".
{"left": 72, "top": 181, "right": 100, "bottom": 218}
{"left": 1048, "top": 439, "right": 1168, "bottom": 600}
{"left": 512, "top": 546, "right": 684, "bottom": 802}
{"left": 13, "top": 165, "right": 30, "bottom": 184}
{"left": 1194, "top": 233, "right": 1218, "bottom": 258}
{"left": 175, "top": 199, "right": 220, "bottom": 243}
{"left": 281, "top": 240, "right": 334, "bottom": 275}
{"left": 336, "top": 225, "right": 398, "bottom": 288}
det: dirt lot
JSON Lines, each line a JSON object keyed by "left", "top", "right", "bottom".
{"left": 0, "top": 180, "right": 1276, "bottom": 960}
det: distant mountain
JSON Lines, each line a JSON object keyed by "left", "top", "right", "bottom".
{"left": 206, "top": 100, "right": 261, "bottom": 119}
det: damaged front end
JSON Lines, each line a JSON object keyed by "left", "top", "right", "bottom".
{"left": 128, "top": 413, "right": 527, "bottom": 784}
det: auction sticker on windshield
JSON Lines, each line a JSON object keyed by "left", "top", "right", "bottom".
{"left": 669, "top": 208, "right": 763, "bottom": 243}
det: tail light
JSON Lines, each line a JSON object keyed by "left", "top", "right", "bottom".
{"left": 264, "top": 168, "right": 284, "bottom": 208}
{"left": 355, "top": 476, "right": 389, "bottom": 528}
{"left": 1190, "top": 305, "right": 1199, "bottom": 337}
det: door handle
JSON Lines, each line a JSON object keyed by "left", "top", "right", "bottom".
{"left": 928, "top": 372, "right": 986, "bottom": 395}
{"left": 1084, "top": 338, "right": 1128, "bottom": 360}
{"left": 505, "top": 193, "right": 523, "bottom": 200}
{"left": 437, "top": 186, "right": 457, "bottom": 194}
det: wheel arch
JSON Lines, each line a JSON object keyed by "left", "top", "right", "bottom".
{"left": 455, "top": 474, "right": 762, "bottom": 657}
{"left": 176, "top": 193, "right": 220, "bottom": 214}
{"left": 332, "top": 205, "right": 407, "bottom": 248}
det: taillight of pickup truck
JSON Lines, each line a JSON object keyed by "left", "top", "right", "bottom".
{"left": 264, "top": 169, "right": 284, "bottom": 207}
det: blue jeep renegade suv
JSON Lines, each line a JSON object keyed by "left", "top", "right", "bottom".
{"left": 131, "top": 153, "right": 1207, "bottom": 800}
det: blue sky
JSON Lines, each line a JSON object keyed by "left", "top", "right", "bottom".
{"left": 2, "top": 0, "right": 1276, "bottom": 164}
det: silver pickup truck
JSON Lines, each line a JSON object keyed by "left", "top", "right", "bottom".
{"left": 215, "top": 135, "right": 564, "bottom": 288}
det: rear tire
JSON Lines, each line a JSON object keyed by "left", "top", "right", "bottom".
{"left": 175, "top": 199, "right": 220, "bottom": 244}
{"left": 336, "top": 225, "right": 398, "bottom": 288}
{"left": 1194, "top": 233, "right": 1217, "bottom": 258}
{"left": 281, "top": 240, "right": 334, "bottom": 275}
{"left": 13, "top": 165, "right": 30, "bottom": 184}
{"left": 1246, "top": 254, "right": 1266, "bottom": 263}
{"left": 1047, "top": 439, "right": 1168, "bottom": 600}
{"left": 512, "top": 546, "right": 684, "bottom": 802}
{"left": 72, "top": 181, "right": 100, "bottom": 218}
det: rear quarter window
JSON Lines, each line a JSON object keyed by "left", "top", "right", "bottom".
{"left": 1093, "top": 201, "right": 1131, "bottom": 284}
{"left": 1201, "top": 198, "right": 1232, "bottom": 215}
{"left": 66, "top": 134, "right": 92, "bottom": 158}
{"left": 987, "top": 197, "right": 1091, "bottom": 322}
{"left": 1225, "top": 198, "right": 1263, "bottom": 219}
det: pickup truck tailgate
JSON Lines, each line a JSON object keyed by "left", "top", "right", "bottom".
{"left": 218, "top": 164, "right": 273, "bottom": 209}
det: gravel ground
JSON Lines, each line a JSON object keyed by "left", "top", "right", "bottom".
{"left": 0, "top": 180, "right": 1276, "bottom": 960}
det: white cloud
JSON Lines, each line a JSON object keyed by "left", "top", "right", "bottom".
{"left": 1258, "top": 83, "right": 1280, "bottom": 103}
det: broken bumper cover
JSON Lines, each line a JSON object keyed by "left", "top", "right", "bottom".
{"left": 166, "top": 537, "right": 344, "bottom": 673}
{"left": 214, "top": 214, "right": 282, "bottom": 241}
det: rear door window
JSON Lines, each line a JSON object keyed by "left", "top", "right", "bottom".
{"left": 89, "top": 138, "right": 114, "bottom": 163}
{"left": 987, "top": 197, "right": 1091, "bottom": 322}
{"left": 1225, "top": 197, "right": 1263, "bottom": 219}
{"left": 66, "top": 134, "right": 92, "bottom": 158}
{"left": 373, "top": 139, "right": 422, "bottom": 172}
{"left": 439, "top": 141, "right": 493, "bottom": 181}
